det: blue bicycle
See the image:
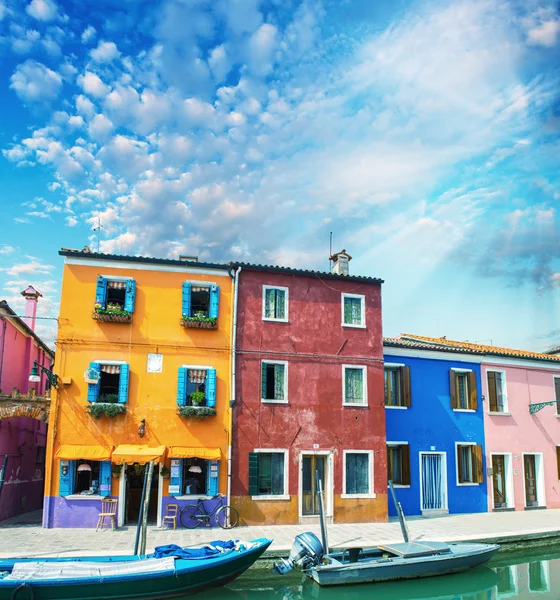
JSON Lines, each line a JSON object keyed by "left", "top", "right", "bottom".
{"left": 180, "top": 494, "right": 239, "bottom": 529}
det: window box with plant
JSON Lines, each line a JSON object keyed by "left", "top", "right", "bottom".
{"left": 112, "top": 464, "right": 123, "bottom": 479}
{"left": 86, "top": 362, "right": 129, "bottom": 418}
{"left": 180, "top": 282, "right": 220, "bottom": 329}
{"left": 176, "top": 366, "right": 217, "bottom": 419}
{"left": 92, "top": 277, "right": 136, "bottom": 323}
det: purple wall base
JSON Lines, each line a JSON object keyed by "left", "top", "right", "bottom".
{"left": 43, "top": 496, "right": 118, "bottom": 528}
{"left": 162, "top": 496, "right": 222, "bottom": 528}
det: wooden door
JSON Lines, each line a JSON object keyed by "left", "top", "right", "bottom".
{"left": 492, "top": 455, "right": 507, "bottom": 508}
{"left": 524, "top": 455, "right": 537, "bottom": 507}
{"left": 302, "top": 455, "right": 326, "bottom": 516}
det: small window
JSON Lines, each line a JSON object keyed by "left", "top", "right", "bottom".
{"left": 169, "top": 458, "right": 220, "bottom": 498}
{"left": 342, "top": 294, "right": 365, "bottom": 327}
{"left": 248, "top": 452, "right": 286, "bottom": 496}
{"left": 344, "top": 451, "right": 372, "bottom": 496}
{"left": 487, "top": 371, "right": 507, "bottom": 412}
{"left": 87, "top": 362, "right": 130, "bottom": 404}
{"left": 555, "top": 377, "right": 560, "bottom": 416}
{"left": 75, "top": 460, "right": 101, "bottom": 494}
{"left": 263, "top": 286, "right": 288, "bottom": 321}
{"left": 94, "top": 276, "right": 136, "bottom": 314}
{"left": 191, "top": 286, "right": 211, "bottom": 317}
{"left": 182, "top": 458, "right": 208, "bottom": 495}
{"left": 384, "top": 366, "right": 411, "bottom": 407}
{"left": 387, "top": 444, "right": 410, "bottom": 485}
{"left": 450, "top": 370, "right": 477, "bottom": 410}
{"left": 456, "top": 443, "right": 483, "bottom": 484}
{"left": 261, "top": 362, "right": 287, "bottom": 402}
{"left": 181, "top": 283, "right": 220, "bottom": 321}
{"left": 343, "top": 366, "right": 367, "bottom": 405}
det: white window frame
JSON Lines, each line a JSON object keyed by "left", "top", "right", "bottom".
{"left": 384, "top": 363, "right": 407, "bottom": 409}
{"left": 251, "top": 448, "right": 290, "bottom": 501}
{"left": 261, "top": 360, "right": 289, "bottom": 404}
{"left": 455, "top": 442, "right": 478, "bottom": 486}
{"left": 522, "top": 452, "right": 546, "bottom": 508}
{"left": 262, "top": 285, "right": 289, "bottom": 323}
{"left": 451, "top": 367, "right": 475, "bottom": 412}
{"left": 489, "top": 452, "right": 515, "bottom": 509}
{"left": 342, "top": 450, "right": 375, "bottom": 499}
{"left": 342, "top": 364, "right": 368, "bottom": 407}
{"left": 341, "top": 293, "right": 366, "bottom": 328}
{"left": 487, "top": 369, "right": 509, "bottom": 414}
{"left": 386, "top": 441, "right": 411, "bottom": 488}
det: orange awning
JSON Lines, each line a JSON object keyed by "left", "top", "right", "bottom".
{"left": 111, "top": 444, "right": 166, "bottom": 465}
{"left": 168, "top": 447, "right": 221, "bottom": 460}
{"left": 55, "top": 445, "right": 113, "bottom": 461}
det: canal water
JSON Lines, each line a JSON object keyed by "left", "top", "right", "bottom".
{"left": 193, "top": 546, "right": 560, "bottom": 600}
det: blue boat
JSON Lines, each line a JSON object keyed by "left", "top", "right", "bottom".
{"left": 0, "top": 538, "right": 272, "bottom": 600}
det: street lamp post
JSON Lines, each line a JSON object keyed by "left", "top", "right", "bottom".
{"left": 29, "top": 360, "right": 60, "bottom": 389}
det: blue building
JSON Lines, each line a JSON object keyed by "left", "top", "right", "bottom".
{"left": 384, "top": 336, "right": 488, "bottom": 517}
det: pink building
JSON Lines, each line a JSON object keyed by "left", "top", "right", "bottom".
{"left": 0, "top": 287, "right": 54, "bottom": 521}
{"left": 482, "top": 357, "right": 560, "bottom": 512}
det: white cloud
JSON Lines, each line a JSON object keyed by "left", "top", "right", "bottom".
{"left": 90, "top": 41, "right": 120, "bottom": 63}
{"left": 81, "top": 25, "right": 96, "bottom": 43}
{"left": 0, "top": 245, "right": 15, "bottom": 255}
{"left": 77, "top": 71, "right": 111, "bottom": 98}
{"left": 88, "top": 113, "right": 113, "bottom": 140}
{"left": 527, "top": 19, "right": 560, "bottom": 47}
{"left": 26, "top": 0, "right": 59, "bottom": 22}
{"left": 65, "top": 216, "right": 78, "bottom": 226}
{"left": 10, "top": 60, "right": 62, "bottom": 103}
{"left": 75, "top": 94, "right": 96, "bottom": 118}
{"left": 248, "top": 24, "right": 278, "bottom": 76}
{"left": 4, "top": 260, "right": 55, "bottom": 276}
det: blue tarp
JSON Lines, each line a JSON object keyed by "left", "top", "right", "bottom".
{"left": 153, "top": 541, "right": 236, "bottom": 560}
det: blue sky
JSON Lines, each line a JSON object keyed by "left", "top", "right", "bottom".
{"left": 0, "top": 0, "right": 559, "bottom": 350}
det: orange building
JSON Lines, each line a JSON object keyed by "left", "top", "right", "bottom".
{"left": 43, "top": 249, "right": 234, "bottom": 528}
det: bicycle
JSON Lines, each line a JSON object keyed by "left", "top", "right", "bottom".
{"left": 179, "top": 494, "right": 239, "bottom": 529}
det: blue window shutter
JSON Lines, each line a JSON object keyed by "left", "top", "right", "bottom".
{"left": 118, "top": 364, "right": 130, "bottom": 404}
{"left": 248, "top": 453, "right": 259, "bottom": 496}
{"left": 124, "top": 279, "right": 136, "bottom": 313}
{"left": 170, "top": 459, "right": 182, "bottom": 497}
{"left": 95, "top": 276, "right": 108, "bottom": 308}
{"left": 59, "top": 460, "right": 75, "bottom": 497}
{"left": 177, "top": 367, "right": 187, "bottom": 406}
{"left": 99, "top": 461, "right": 112, "bottom": 497}
{"left": 209, "top": 285, "right": 220, "bottom": 319}
{"left": 206, "top": 368, "right": 217, "bottom": 407}
{"left": 87, "top": 362, "right": 101, "bottom": 403}
{"left": 207, "top": 460, "right": 220, "bottom": 497}
{"left": 182, "top": 283, "right": 192, "bottom": 317}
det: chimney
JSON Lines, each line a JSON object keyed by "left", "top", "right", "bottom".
{"left": 329, "top": 249, "right": 352, "bottom": 276}
{"left": 21, "top": 286, "right": 42, "bottom": 331}
{"left": 179, "top": 255, "right": 198, "bottom": 262}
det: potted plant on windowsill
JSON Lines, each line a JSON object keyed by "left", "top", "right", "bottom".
{"left": 93, "top": 302, "right": 132, "bottom": 323}
{"left": 160, "top": 465, "right": 170, "bottom": 479}
{"left": 180, "top": 310, "right": 217, "bottom": 330}
{"left": 177, "top": 406, "right": 217, "bottom": 419}
{"left": 190, "top": 391, "right": 206, "bottom": 407}
{"left": 112, "top": 464, "right": 122, "bottom": 479}
{"left": 87, "top": 395, "right": 126, "bottom": 419}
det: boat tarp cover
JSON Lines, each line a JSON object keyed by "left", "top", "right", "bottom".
{"left": 55, "top": 445, "right": 113, "bottom": 461}
{"left": 112, "top": 445, "right": 166, "bottom": 465}
{"left": 377, "top": 542, "right": 451, "bottom": 558}
{"left": 5, "top": 557, "right": 177, "bottom": 580}
{"left": 168, "top": 447, "right": 221, "bottom": 460}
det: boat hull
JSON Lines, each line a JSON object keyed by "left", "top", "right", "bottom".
{"left": 308, "top": 543, "right": 500, "bottom": 586}
{"left": 0, "top": 539, "right": 272, "bottom": 600}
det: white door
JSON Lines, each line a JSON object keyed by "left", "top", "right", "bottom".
{"left": 420, "top": 452, "right": 446, "bottom": 511}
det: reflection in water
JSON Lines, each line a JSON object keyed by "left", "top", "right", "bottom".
{"left": 192, "top": 550, "right": 560, "bottom": 600}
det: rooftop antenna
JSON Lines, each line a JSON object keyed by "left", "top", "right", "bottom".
{"left": 92, "top": 216, "right": 102, "bottom": 253}
{"left": 329, "top": 231, "right": 333, "bottom": 272}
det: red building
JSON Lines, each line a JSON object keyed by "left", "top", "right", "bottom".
{"left": 230, "top": 252, "right": 387, "bottom": 525}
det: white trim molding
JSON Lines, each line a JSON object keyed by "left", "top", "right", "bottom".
{"left": 251, "top": 448, "right": 289, "bottom": 500}
{"left": 522, "top": 452, "right": 546, "bottom": 508}
{"left": 486, "top": 368, "right": 508, "bottom": 414}
{"left": 342, "top": 450, "right": 375, "bottom": 499}
{"left": 261, "top": 360, "right": 289, "bottom": 404}
{"left": 93, "top": 359, "right": 127, "bottom": 365}
{"left": 454, "top": 442, "right": 480, "bottom": 486}
{"left": 262, "top": 285, "right": 289, "bottom": 323}
{"left": 342, "top": 364, "right": 368, "bottom": 407}
{"left": 489, "top": 452, "right": 514, "bottom": 509}
{"left": 297, "top": 451, "right": 334, "bottom": 521}
{"left": 341, "top": 293, "right": 366, "bottom": 328}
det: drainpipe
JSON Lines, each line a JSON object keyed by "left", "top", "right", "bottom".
{"left": 227, "top": 266, "right": 241, "bottom": 508}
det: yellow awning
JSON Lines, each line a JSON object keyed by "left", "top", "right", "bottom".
{"left": 55, "top": 445, "right": 113, "bottom": 461}
{"left": 112, "top": 445, "right": 166, "bottom": 465}
{"left": 168, "top": 447, "right": 221, "bottom": 460}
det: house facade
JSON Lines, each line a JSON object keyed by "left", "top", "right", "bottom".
{"left": 0, "top": 289, "right": 53, "bottom": 521}
{"left": 43, "top": 249, "right": 233, "bottom": 528}
{"left": 230, "top": 255, "right": 387, "bottom": 525}
{"left": 383, "top": 337, "right": 488, "bottom": 517}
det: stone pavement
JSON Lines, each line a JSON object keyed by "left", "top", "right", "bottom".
{"left": 0, "top": 509, "right": 559, "bottom": 558}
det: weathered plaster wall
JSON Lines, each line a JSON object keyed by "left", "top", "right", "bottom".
{"left": 384, "top": 353, "right": 488, "bottom": 517}
{"left": 482, "top": 362, "right": 560, "bottom": 511}
{"left": 232, "top": 269, "right": 387, "bottom": 525}
{"left": 44, "top": 261, "right": 233, "bottom": 527}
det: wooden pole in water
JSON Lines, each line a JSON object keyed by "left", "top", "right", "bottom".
{"left": 139, "top": 461, "right": 154, "bottom": 555}
{"left": 389, "top": 480, "right": 410, "bottom": 543}
{"left": 316, "top": 470, "right": 329, "bottom": 554}
{"left": 134, "top": 465, "right": 149, "bottom": 555}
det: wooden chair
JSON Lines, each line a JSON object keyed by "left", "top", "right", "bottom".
{"left": 162, "top": 504, "right": 179, "bottom": 530}
{"left": 96, "top": 499, "right": 118, "bottom": 531}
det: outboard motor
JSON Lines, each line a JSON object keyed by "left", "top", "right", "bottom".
{"left": 273, "top": 532, "right": 324, "bottom": 575}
